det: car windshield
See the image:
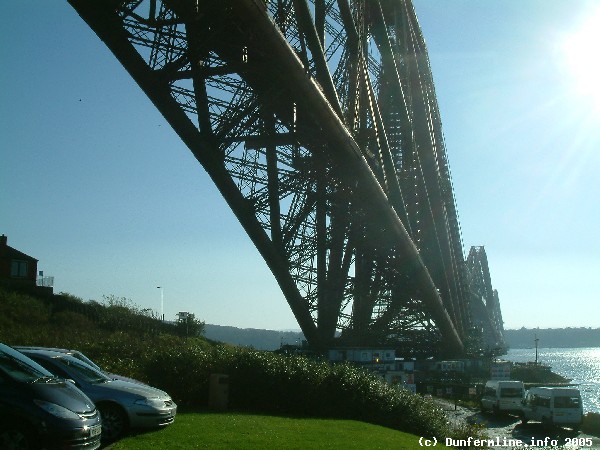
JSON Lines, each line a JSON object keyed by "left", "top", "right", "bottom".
{"left": 500, "top": 387, "right": 523, "bottom": 398}
{"left": 0, "top": 344, "right": 55, "bottom": 383}
{"left": 16, "top": 347, "right": 105, "bottom": 373}
{"left": 554, "top": 396, "right": 580, "bottom": 408}
{"left": 55, "top": 356, "right": 111, "bottom": 384}
{"left": 69, "top": 352, "right": 103, "bottom": 372}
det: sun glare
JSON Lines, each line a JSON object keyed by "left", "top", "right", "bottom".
{"left": 562, "top": 9, "right": 600, "bottom": 109}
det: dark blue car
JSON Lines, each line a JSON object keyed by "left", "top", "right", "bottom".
{"left": 0, "top": 343, "right": 102, "bottom": 449}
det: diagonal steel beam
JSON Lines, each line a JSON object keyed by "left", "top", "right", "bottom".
{"left": 67, "top": 0, "right": 324, "bottom": 348}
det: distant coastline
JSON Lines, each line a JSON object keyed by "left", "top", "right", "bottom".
{"left": 204, "top": 325, "right": 599, "bottom": 351}
{"left": 504, "top": 327, "right": 600, "bottom": 349}
{"left": 204, "top": 324, "right": 304, "bottom": 351}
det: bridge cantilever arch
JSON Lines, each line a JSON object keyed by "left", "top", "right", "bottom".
{"left": 69, "top": 0, "right": 505, "bottom": 356}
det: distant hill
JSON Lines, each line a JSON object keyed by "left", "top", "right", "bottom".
{"left": 205, "top": 325, "right": 600, "bottom": 351}
{"left": 504, "top": 327, "right": 600, "bottom": 349}
{"left": 204, "top": 324, "right": 304, "bottom": 350}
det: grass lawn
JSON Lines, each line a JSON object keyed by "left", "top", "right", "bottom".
{"left": 111, "top": 412, "right": 453, "bottom": 449}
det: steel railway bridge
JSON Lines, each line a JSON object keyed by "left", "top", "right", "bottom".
{"left": 68, "top": 0, "right": 505, "bottom": 356}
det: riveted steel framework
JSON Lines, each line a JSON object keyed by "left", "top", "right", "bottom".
{"left": 68, "top": 0, "right": 502, "bottom": 356}
{"left": 466, "top": 246, "right": 506, "bottom": 351}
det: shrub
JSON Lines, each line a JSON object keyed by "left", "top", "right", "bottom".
{"left": 50, "top": 310, "right": 94, "bottom": 330}
{"left": 141, "top": 344, "right": 483, "bottom": 440}
{"left": 0, "top": 289, "right": 51, "bottom": 327}
{"left": 582, "top": 412, "right": 600, "bottom": 436}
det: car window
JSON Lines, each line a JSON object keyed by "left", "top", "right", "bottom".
{"left": 0, "top": 345, "right": 54, "bottom": 383}
{"left": 554, "top": 396, "right": 580, "bottom": 408}
{"left": 537, "top": 396, "right": 551, "bottom": 407}
{"left": 35, "top": 359, "right": 72, "bottom": 380}
{"left": 54, "top": 356, "right": 111, "bottom": 384}
{"left": 16, "top": 347, "right": 105, "bottom": 373}
{"left": 500, "top": 387, "right": 523, "bottom": 398}
{"left": 69, "top": 352, "right": 103, "bottom": 372}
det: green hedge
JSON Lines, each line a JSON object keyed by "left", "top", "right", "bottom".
{"left": 141, "top": 343, "right": 477, "bottom": 440}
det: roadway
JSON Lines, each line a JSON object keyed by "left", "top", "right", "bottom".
{"left": 437, "top": 399, "right": 599, "bottom": 449}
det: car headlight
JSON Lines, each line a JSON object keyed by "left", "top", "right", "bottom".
{"left": 134, "top": 397, "right": 166, "bottom": 408}
{"left": 34, "top": 399, "right": 81, "bottom": 420}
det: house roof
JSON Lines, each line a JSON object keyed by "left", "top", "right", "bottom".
{"left": 0, "top": 235, "right": 38, "bottom": 262}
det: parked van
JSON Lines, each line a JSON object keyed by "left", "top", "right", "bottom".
{"left": 521, "top": 387, "right": 583, "bottom": 429}
{"left": 480, "top": 380, "right": 525, "bottom": 414}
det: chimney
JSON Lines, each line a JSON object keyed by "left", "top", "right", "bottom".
{"left": 0, "top": 234, "right": 6, "bottom": 247}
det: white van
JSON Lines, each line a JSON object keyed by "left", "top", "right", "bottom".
{"left": 521, "top": 387, "right": 583, "bottom": 429}
{"left": 480, "top": 380, "right": 525, "bottom": 414}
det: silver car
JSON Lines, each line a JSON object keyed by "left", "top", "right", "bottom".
{"left": 20, "top": 349, "right": 177, "bottom": 442}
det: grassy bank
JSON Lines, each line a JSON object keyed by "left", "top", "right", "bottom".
{"left": 112, "top": 412, "right": 453, "bottom": 449}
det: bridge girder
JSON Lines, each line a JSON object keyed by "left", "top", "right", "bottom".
{"left": 66, "top": 0, "right": 495, "bottom": 356}
{"left": 466, "top": 246, "right": 506, "bottom": 351}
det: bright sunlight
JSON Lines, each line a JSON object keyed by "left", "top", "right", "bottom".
{"left": 562, "top": 8, "right": 600, "bottom": 108}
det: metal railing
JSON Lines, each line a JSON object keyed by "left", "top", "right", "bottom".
{"left": 36, "top": 276, "right": 54, "bottom": 287}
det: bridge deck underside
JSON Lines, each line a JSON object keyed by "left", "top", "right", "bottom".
{"left": 67, "top": 0, "right": 504, "bottom": 356}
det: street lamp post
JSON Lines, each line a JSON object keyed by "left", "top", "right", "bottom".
{"left": 157, "top": 286, "right": 164, "bottom": 321}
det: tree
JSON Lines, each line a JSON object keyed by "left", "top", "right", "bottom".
{"left": 175, "top": 312, "right": 205, "bottom": 337}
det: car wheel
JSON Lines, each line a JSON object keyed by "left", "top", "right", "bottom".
{"left": 0, "top": 427, "right": 36, "bottom": 450}
{"left": 98, "top": 403, "right": 128, "bottom": 441}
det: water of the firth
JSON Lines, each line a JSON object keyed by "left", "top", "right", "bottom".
{"left": 505, "top": 347, "right": 600, "bottom": 414}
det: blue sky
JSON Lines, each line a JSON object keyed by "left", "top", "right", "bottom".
{"left": 2, "top": 1, "right": 599, "bottom": 332}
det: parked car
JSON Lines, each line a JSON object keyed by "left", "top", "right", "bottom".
{"left": 14, "top": 346, "right": 146, "bottom": 385}
{"left": 20, "top": 349, "right": 177, "bottom": 442}
{"left": 521, "top": 387, "right": 583, "bottom": 429}
{"left": 480, "top": 380, "right": 525, "bottom": 414}
{"left": 0, "top": 343, "right": 102, "bottom": 450}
